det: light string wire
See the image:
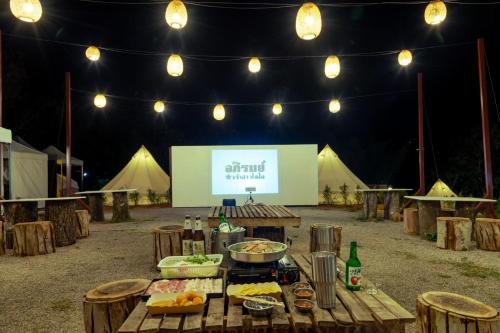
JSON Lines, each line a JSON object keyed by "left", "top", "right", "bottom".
{"left": 71, "top": 88, "right": 415, "bottom": 107}
{"left": 3, "top": 32, "right": 473, "bottom": 61}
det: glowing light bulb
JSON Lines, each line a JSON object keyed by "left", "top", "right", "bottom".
{"left": 272, "top": 104, "right": 283, "bottom": 115}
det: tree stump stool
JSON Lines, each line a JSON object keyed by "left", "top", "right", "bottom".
{"left": 153, "top": 225, "right": 183, "bottom": 268}
{"left": 363, "top": 192, "right": 378, "bottom": 219}
{"left": 75, "top": 210, "right": 91, "bottom": 238}
{"left": 416, "top": 291, "right": 500, "bottom": 333}
{"left": 403, "top": 208, "right": 419, "bottom": 235}
{"left": 475, "top": 218, "right": 500, "bottom": 251}
{"left": 13, "top": 221, "right": 56, "bottom": 256}
{"left": 3, "top": 201, "right": 38, "bottom": 249}
{"left": 83, "top": 279, "right": 150, "bottom": 333}
{"left": 46, "top": 199, "right": 77, "bottom": 247}
{"left": 309, "top": 223, "right": 342, "bottom": 257}
{"left": 88, "top": 194, "right": 105, "bottom": 222}
{"left": 112, "top": 192, "right": 130, "bottom": 222}
{"left": 0, "top": 220, "right": 5, "bottom": 255}
{"left": 436, "top": 217, "right": 472, "bottom": 251}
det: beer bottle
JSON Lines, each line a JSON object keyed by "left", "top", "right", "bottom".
{"left": 182, "top": 215, "right": 193, "bottom": 256}
{"left": 346, "top": 241, "right": 362, "bottom": 291}
{"left": 193, "top": 215, "right": 205, "bottom": 255}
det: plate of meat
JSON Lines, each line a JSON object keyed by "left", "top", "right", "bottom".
{"left": 142, "top": 278, "right": 224, "bottom": 301}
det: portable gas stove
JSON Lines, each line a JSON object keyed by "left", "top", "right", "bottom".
{"left": 227, "top": 255, "right": 300, "bottom": 284}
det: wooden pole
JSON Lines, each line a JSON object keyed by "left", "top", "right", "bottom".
{"left": 475, "top": 38, "right": 496, "bottom": 218}
{"left": 65, "top": 72, "right": 72, "bottom": 196}
{"left": 0, "top": 30, "right": 4, "bottom": 200}
{"left": 417, "top": 72, "right": 425, "bottom": 195}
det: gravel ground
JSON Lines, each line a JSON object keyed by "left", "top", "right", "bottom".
{"left": 0, "top": 206, "right": 499, "bottom": 333}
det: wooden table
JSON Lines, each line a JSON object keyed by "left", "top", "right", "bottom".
{"left": 357, "top": 189, "right": 412, "bottom": 220}
{"left": 404, "top": 196, "right": 497, "bottom": 238}
{"left": 207, "top": 205, "right": 301, "bottom": 242}
{"left": 76, "top": 189, "right": 136, "bottom": 222}
{"left": 118, "top": 254, "right": 415, "bottom": 333}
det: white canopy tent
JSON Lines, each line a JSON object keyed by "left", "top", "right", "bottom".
{"left": 43, "top": 145, "right": 84, "bottom": 196}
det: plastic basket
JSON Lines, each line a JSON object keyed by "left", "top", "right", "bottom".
{"left": 157, "top": 254, "right": 223, "bottom": 278}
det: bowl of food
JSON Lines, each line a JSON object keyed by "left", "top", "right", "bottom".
{"left": 243, "top": 296, "right": 276, "bottom": 317}
{"left": 227, "top": 241, "right": 287, "bottom": 263}
{"left": 294, "top": 299, "right": 315, "bottom": 313}
{"left": 291, "top": 282, "right": 311, "bottom": 290}
{"left": 293, "top": 288, "right": 314, "bottom": 299}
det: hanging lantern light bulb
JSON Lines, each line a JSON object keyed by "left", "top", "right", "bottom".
{"left": 424, "top": 0, "right": 447, "bottom": 25}
{"left": 324, "top": 55, "right": 340, "bottom": 79}
{"left": 213, "top": 104, "right": 225, "bottom": 121}
{"left": 154, "top": 101, "right": 166, "bottom": 113}
{"left": 398, "top": 50, "right": 413, "bottom": 66}
{"left": 165, "top": 0, "right": 188, "bottom": 29}
{"left": 329, "top": 99, "right": 340, "bottom": 113}
{"left": 296, "top": 2, "right": 322, "bottom": 40}
{"left": 85, "top": 46, "right": 101, "bottom": 62}
{"left": 272, "top": 104, "right": 283, "bottom": 115}
{"left": 10, "top": 0, "right": 42, "bottom": 22}
{"left": 94, "top": 94, "right": 107, "bottom": 108}
{"left": 248, "top": 57, "right": 261, "bottom": 73}
{"left": 167, "top": 54, "right": 183, "bottom": 77}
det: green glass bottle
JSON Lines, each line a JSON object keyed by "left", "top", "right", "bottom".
{"left": 218, "top": 212, "right": 230, "bottom": 232}
{"left": 345, "top": 241, "right": 362, "bottom": 291}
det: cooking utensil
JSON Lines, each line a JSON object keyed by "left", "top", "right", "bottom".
{"left": 243, "top": 296, "right": 277, "bottom": 317}
{"left": 227, "top": 240, "right": 287, "bottom": 263}
{"left": 238, "top": 295, "right": 285, "bottom": 307}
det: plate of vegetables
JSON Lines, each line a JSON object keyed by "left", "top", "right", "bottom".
{"left": 157, "top": 254, "right": 223, "bottom": 278}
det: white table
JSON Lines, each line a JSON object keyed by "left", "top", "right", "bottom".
{"left": 357, "top": 189, "right": 412, "bottom": 219}
{"left": 76, "top": 189, "right": 136, "bottom": 222}
{"left": 404, "top": 196, "right": 496, "bottom": 238}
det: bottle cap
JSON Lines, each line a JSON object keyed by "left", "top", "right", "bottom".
{"left": 185, "top": 215, "right": 191, "bottom": 219}
{"left": 350, "top": 241, "right": 357, "bottom": 246}
{"left": 195, "top": 215, "right": 201, "bottom": 219}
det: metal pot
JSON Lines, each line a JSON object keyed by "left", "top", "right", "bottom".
{"left": 227, "top": 241, "right": 287, "bottom": 263}
{"left": 211, "top": 228, "right": 246, "bottom": 267}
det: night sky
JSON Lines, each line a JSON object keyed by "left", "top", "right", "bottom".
{"left": 1, "top": 1, "right": 499, "bottom": 195}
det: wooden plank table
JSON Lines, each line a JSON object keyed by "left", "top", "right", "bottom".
{"left": 207, "top": 205, "right": 300, "bottom": 242}
{"left": 357, "top": 189, "right": 412, "bottom": 220}
{"left": 76, "top": 189, "right": 136, "bottom": 222}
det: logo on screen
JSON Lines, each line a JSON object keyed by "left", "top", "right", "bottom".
{"left": 225, "top": 161, "right": 266, "bottom": 180}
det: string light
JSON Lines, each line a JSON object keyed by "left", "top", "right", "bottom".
{"left": 85, "top": 46, "right": 101, "bottom": 61}
{"left": 398, "top": 50, "right": 412, "bottom": 66}
{"left": 424, "top": 0, "right": 447, "bottom": 25}
{"left": 213, "top": 104, "right": 225, "bottom": 120}
{"left": 272, "top": 104, "right": 283, "bottom": 115}
{"left": 165, "top": 0, "right": 188, "bottom": 29}
{"left": 248, "top": 57, "right": 261, "bottom": 73}
{"left": 9, "top": 0, "right": 42, "bottom": 22}
{"left": 296, "top": 2, "right": 322, "bottom": 40}
{"left": 94, "top": 94, "right": 107, "bottom": 108}
{"left": 154, "top": 101, "right": 165, "bottom": 113}
{"left": 329, "top": 99, "right": 340, "bottom": 113}
{"left": 325, "top": 56, "right": 340, "bottom": 79}
{"left": 167, "top": 54, "right": 183, "bottom": 76}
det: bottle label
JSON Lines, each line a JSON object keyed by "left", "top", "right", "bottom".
{"left": 194, "top": 220, "right": 202, "bottom": 230}
{"left": 193, "top": 240, "right": 205, "bottom": 254}
{"left": 184, "top": 220, "right": 192, "bottom": 229}
{"left": 347, "top": 267, "right": 362, "bottom": 288}
{"left": 182, "top": 240, "right": 193, "bottom": 255}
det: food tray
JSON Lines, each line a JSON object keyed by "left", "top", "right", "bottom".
{"left": 227, "top": 282, "right": 282, "bottom": 305}
{"left": 157, "top": 254, "right": 223, "bottom": 278}
{"left": 146, "top": 292, "right": 207, "bottom": 315}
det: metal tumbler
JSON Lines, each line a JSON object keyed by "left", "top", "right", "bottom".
{"left": 310, "top": 223, "right": 336, "bottom": 254}
{"left": 311, "top": 251, "right": 337, "bottom": 308}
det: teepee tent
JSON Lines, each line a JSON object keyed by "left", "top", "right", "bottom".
{"left": 101, "top": 145, "right": 170, "bottom": 205}
{"left": 426, "top": 179, "right": 457, "bottom": 197}
{"left": 318, "top": 144, "right": 368, "bottom": 204}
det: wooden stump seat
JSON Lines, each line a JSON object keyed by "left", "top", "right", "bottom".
{"left": 436, "top": 217, "right": 472, "bottom": 251}
{"left": 13, "top": 221, "right": 56, "bottom": 256}
{"left": 75, "top": 210, "right": 91, "bottom": 238}
{"left": 83, "top": 279, "right": 150, "bottom": 333}
{"left": 475, "top": 218, "right": 500, "bottom": 251}
{"left": 152, "top": 225, "right": 183, "bottom": 268}
{"left": 416, "top": 291, "right": 500, "bottom": 333}
{"left": 309, "top": 223, "right": 342, "bottom": 257}
{"left": 404, "top": 208, "right": 419, "bottom": 235}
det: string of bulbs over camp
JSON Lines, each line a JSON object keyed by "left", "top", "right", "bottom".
{"left": 10, "top": 0, "right": 450, "bottom": 120}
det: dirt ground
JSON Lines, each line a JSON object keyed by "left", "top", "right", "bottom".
{"left": 0, "top": 206, "right": 499, "bottom": 333}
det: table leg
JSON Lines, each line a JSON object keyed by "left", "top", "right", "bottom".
{"left": 455, "top": 202, "right": 477, "bottom": 241}
{"left": 112, "top": 192, "right": 130, "bottom": 222}
{"left": 363, "top": 192, "right": 378, "bottom": 219}
{"left": 3, "top": 202, "right": 38, "bottom": 249}
{"left": 88, "top": 193, "right": 105, "bottom": 222}
{"left": 384, "top": 192, "right": 400, "bottom": 220}
{"left": 417, "top": 201, "right": 441, "bottom": 238}
{"left": 46, "top": 200, "right": 77, "bottom": 247}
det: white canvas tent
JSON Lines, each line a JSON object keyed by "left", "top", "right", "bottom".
{"left": 43, "top": 145, "right": 84, "bottom": 196}
{"left": 318, "top": 144, "right": 368, "bottom": 204}
{"left": 101, "top": 145, "right": 170, "bottom": 205}
{"left": 4, "top": 140, "right": 48, "bottom": 199}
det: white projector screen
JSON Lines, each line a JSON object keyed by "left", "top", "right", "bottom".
{"left": 171, "top": 145, "right": 318, "bottom": 207}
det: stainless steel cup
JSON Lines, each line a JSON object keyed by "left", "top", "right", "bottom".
{"left": 310, "top": 223, "right": 336, "bottom": 254}
{"left": 311, "top": 251, "right": 337, "bottom": 308}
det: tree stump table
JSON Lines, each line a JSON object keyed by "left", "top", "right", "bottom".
{"left": 416, "top": 291, "right": 500, "bottom": 333}
{"left": 75, "top": 209, "right": 91, "bottom": 238}
{"left": 13, "top": 221, "right": 56, "bottom": 256}
{"left": 152, "top": 225, "right": 183, "bottom": 268}
{"left": 88, "top": 194, "right": 105, "bottom": 222}
{"left": 83, "top": 278, "right": 150, "bottom": 333}
{"left": 436, "top": 217, "right": 472, "bottom": 251}
{"left": 403, "top": 208, "right": 419, "bottom": 235}
{"left": 359, "top": 189, "right": 412, "bottom": 220}
{"left": 77, "top": 189, "right": 136, "bottom": 223}
{"left": 362, "top": 192, "right": 378, "bottom": 219}
{"left": 475, "top": 218, "right": 500, "bottom": 251}
{"left": 45, "top": 197, "right": 85, "bottom": 247}
{"left": 0, "top": 220, "right": 5, "bottom": 255}
{"left": 0, "top": 199, "right": 39, "bottom": 249}
{"left": 112, "top": 191, "right": 130, "bottom": 222}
